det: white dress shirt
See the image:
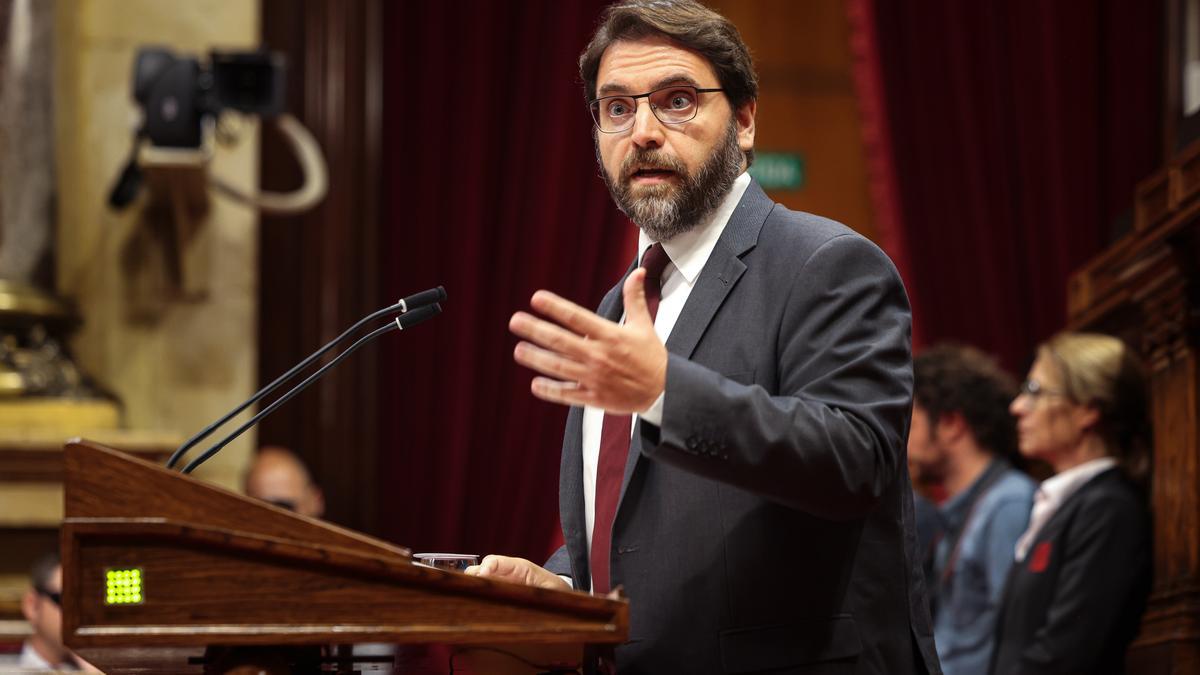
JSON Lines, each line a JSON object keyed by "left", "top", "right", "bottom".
{"left": 16, "top": 640, "right": 71, "bottom": 670}
{"left": 1013, "top": 456, "right": 1117, "bottom": 562}
{"left": 579, "top": 172, "right": 752, "bottom": 586}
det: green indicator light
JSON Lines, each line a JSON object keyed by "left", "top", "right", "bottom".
{"left": 104, "top": 568, "right": 144, "bottom": 605}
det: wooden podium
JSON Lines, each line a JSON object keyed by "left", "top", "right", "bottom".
{"left": 59, "top": 440, "right": 627, "bottom": 673}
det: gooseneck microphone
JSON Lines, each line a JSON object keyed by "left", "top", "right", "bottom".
{"left": 167, "top": 286, "right": 446, "bottom": 473}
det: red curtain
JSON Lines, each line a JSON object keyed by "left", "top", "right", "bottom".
{"left": 375, "top": 1, "right": 636, "bottom": 561}
{"left": 850, "top": 0, "right": 1161, "bottom": 372}
{"left": 371, "top": 0, "right": 1162, "bottom": 558}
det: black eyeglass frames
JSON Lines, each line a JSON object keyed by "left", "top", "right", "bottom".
{"left": 1018, "top": 379, "right": 1066, "bottom": 400}
{"left": 588, "top": 85, "right": 725, "bottom": 133}
{"left": 36, "top": 586, "right": 62, "bottom": 606}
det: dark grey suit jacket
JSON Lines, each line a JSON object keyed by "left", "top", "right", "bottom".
{"left": 546, "top": 181, "right": 940, "bottom": 674}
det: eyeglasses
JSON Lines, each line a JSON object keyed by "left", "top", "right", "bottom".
{"left": 588, "top": 85, "right": 725, "bottom": 134}
{"left": 35, "top": 586, "right": 61, "bottom": 607}
{"left": 266, "top": 498, "right": 297, "bottom": 512}
{"left": 1018, "top": 379, "right": 1065, "bottom": 399}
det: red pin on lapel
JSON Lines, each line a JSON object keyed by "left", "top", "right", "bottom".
{"left": 1028, "top": 541, "right": 1052, "bottom": 573}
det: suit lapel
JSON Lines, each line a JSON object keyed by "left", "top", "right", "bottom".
{"left": 1030, "top": 468, "right": 1121, "bottom": 546}
{"left": 559, "top": 405, "right": 586, "bottom": 576}
{"left": 1014, "top": 468, "right": 1123, "bottom": 581}
{"left": 662, "top": 241, "right": 747, "bottom": 360}
{"left": 618, "top": 180, "right": 774, "bottom": 502}
{"left": 596, "top": 267, "right": 632, "bottom": 322}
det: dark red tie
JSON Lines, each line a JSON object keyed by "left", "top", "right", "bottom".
{"left": 590, "top": 243, "right": 671, "bottom": 593}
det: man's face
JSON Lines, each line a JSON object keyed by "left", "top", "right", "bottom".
{"left": 907, "top": 404, "right": 947, "bottom": 478}
{"left": 594, "top": 36, "right": 755, "bottom": 241}
{"left": 245, "top": 454, "right": 324, "bottom": 519}
{"left": 22, "top": 565, "right": 66, "bottom": 661}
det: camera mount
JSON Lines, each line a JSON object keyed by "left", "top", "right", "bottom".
{"left": 108, "top": 47, "right": 328, "bottom": 216}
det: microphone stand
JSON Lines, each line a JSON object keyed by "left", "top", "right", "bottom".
{"left": 166, "top": 286, "right": 445, "bottom": 472}
{"left": 181, "top": 304, "right": 440, "bottom": 474}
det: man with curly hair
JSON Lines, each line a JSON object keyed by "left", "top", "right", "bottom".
{"left": 909, "top": 344, "right": 1035, "bottom": 675}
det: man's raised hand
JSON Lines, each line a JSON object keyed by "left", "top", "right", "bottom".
{"left": 509, "top": 268, "right": 667, "bottom": 414}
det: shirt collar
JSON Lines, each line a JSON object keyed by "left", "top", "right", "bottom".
{"left": 1038, "top": 456, "right": 1118, "bottom": 506}
{"left": 20, "top": 641, "right": 55, "bottom": 669}
{"left": 636, "top": 172, "right": 752, "bottom": 284}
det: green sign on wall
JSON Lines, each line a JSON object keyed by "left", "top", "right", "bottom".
{"left": 749, "top": 152, "right": 805, "bottom": 191}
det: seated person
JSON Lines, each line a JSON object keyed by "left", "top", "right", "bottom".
{"left": 909, "top": 344, "right": 1035, "bottom": 674}
{"left": 242, "top": 446, "right": 395, "bottom": 664}
{"left": 6, "top": 552, "right": 100, "bottom": 671}
{"left": 242, "top": 445, "right": 325, "bottom": 518}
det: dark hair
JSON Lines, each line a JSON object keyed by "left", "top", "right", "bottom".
{"left": 30, "top": 551, "right": 60, "bottom": 592}
{"left": 579, "top": 0, "right": 758, "bottom": 161}
{"left": 1039, "top": 332, "right": 1151, "bottom": 485}
{"left": 913, "top": 343, "right": 1019, "bottom": 462}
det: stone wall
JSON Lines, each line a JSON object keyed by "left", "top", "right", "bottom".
{"left": 54, "top": 0, "right": 261, "bottom": 489}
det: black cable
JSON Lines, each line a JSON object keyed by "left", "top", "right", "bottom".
{"left": 166, "top": 300, "right": 406, "bottom": 469}
{"left": 107, "top": 134, "right": 146, "bottom": 209}
{"left": 181, "top": 321, "right": 397, "bottom": 474}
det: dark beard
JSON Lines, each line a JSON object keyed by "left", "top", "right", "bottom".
{"left": 599, "top": 119, "right": 744, "bottom": 242}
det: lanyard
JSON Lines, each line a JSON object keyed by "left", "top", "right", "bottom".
{"left": 938, "top": 461, "right": 1008, "bottom": 587}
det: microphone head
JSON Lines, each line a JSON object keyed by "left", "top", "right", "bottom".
{"left": 403, "top": 286, "right": 447, "bottom": 312}
{"left": 396, "top": 303, "right": 441, "bottom": 330}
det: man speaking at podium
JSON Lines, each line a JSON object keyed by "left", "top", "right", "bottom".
{"left": 467, "top": 1, "right": 939, "bottom": 672}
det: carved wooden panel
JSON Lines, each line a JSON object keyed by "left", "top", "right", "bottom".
{"left": 1068, "top": 139, "right": 1200, "bottom": 674}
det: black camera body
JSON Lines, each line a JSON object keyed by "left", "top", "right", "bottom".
{"left": 133, "top": 47, "right": 286, "bottom": 148}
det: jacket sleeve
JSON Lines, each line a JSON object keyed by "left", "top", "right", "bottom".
{"left": 544, "top": 544, "right": 572, "bottom": 576}
{"left": 639, "top": 233, "right": 913, "bottom": 520}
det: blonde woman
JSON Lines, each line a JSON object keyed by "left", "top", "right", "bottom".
{"left": 991, "top": 333, "right": 1151, "bottom": 675}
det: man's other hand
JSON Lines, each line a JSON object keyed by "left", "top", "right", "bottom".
{"left": 74, "top": 652, "right": 103, "bottom": 672}
{"left": 509, "top": 268, "right": 667, "bottom": 414}
{"left": 464, "top": 555, "right": 572, "bottom": 591}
